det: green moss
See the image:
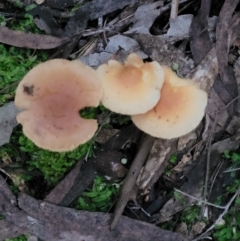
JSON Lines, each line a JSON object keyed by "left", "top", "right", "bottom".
{"left": 18, "top": 134, "right": 94, "bottom": 185}
{"left": 4, "top": 234, "right": 27, "bottom": 241}
{"left": 75, "top": 176, "right": 120, "bottom": 212}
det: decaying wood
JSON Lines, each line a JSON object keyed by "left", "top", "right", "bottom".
{"left": 137, "top": 139, "right": 177, "bottom": 191}
{"left": 0, "top": 219, "right": 28, "bottom": 241}
{"left": 0, "top": 190, "right": 189, "bottom": 241}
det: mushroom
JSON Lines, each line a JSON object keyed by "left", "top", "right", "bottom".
{"left": 96, "top": 53, "right": 165, "bottom": 115}
{"left": 15, "top": 59, "right": 102, "bottom": 152}
{"left": 131, "top": 66, "right": 208, "bottom": 139}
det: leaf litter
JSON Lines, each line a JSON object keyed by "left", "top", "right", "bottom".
{"left": 1, "top": 0, "right": 240, "bottom": 240}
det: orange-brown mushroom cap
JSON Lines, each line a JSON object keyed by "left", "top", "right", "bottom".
{"left": 96, "top": 53, "right": 164, "bottom": 115}
{"left": 131, "top": 66, "right": 208, "bottom": 139}
{"left": 15, "top": 59, "right": 102, "bottom": 152}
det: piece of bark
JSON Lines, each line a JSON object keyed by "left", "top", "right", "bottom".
{"left": 0, "top": 102, "right": 18, "bottom": 147}
{"left": 16, "top": 193, "right": 190, "bottom": 241}
{"left": 0, "top": 174, "right": 16, "bottom": 205}
{"left": 186, "top": 47, "right": 218, "bottom": 93}
{"left": 0, "top": 26, "right": 69, "bottom": 49}
{"left": 137, "top": 139, "right": 177, "bottom": 191}
{"left": 0, "top": 220, "right": 28, "bottom": 241}
{"left": 0, "top": 193, "right": 31, "bottom": 239}
{"left": 44, "top": 160, "right": 83, "bottom": 204}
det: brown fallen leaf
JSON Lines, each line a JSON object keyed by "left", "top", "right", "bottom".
{"left": 0, "top": 26, "right": 69, "bottom": 49}
{"left": 189, "top": 0, "right": 212, "bottom": 64}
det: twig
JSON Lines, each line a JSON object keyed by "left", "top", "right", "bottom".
{"left": 200, "top": 116, "right": 218, "bottom": 218}
{"left": 170, "top": 0, "right": 179, "bottom": 19}
{"left": 208, "top": 160, "right": 224, "bottom": 199}
{"left": 174, "top": 188, "right": 225, "bottom": 209}
{"left": 110, "top": 135, "right": 155, "bottom": 230}
{"left": 0, "top": 81, "right": 19, "bottom": 94}
{"left": 0, "top": 176, "right": 7, "bottom": 188}
{"left": 193, "top": 185, "right": 240, "bottom": 241}
{"left": 223, "top": 167, "right": 240, "bottom": 173}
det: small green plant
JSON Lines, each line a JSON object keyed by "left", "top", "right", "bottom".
{"left": 180, "top": 206, "right": 201, "bottom": 226}
{"left": 213, "top": 198, "right": 240, "bottom": 241}
{"left": 169, "top": 153, "right": 177, "bottom": 164}
{"left": 4, "top": 234, "right": 27, "bottom": 241}
{"left": 173, "top": 190, "right": 187, "bottom": 206}
{"left": 212, "top": 151, "right": 240, "bottom": 241}
{"left": 75, "top": 176, "right": 120, "bottom": 212}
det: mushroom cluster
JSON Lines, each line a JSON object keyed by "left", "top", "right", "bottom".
{"left": 14, "top": 53, "right": 208, "bottom": 152}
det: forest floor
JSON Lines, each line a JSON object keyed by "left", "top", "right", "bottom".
{"left": 1, "top": 0, "right": 240, "bottom": 241}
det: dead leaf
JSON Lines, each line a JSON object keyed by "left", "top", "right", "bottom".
{"left": 64, "top": 0, "right": 138, "bottom": 36}
{"left": 30, "top": 5, "right": 63, "bottom": 36}
{"left": 105, "top": 35, "right": 148, "bottom": 58}
{"left": 175, "top": 222, "right": 188, "bottom": 237}
{"left": 188, "top": 222, "right": 206, "bottom": 239}
{"left": 163, "top": 14, "right": 193, "bottom": 41}
{"left": 0, "top": 102, "right": 18, "bottom": 147}
{"left": 132, "top": 1, "right": 164, "bottom": 32}
{"left": 79, "top": 35, "right": 147, "bottom": 66}
{"left": 0, "top": 26, "right": 68, "bottom": 49}
{"left": 215, "top": 0, "right": 239, "bottom": 117}
{"left": 189, "top": 0, "right": 212, "bottom": 64}
{"left": 131, "top": 33, "right": 195, "bottom": 77}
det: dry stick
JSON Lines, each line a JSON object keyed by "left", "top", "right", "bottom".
{"left": 224, "top": 167, "right": 240, "bottom": 173}
{"left": 110, "top": 135, "right": 155, "bottom": 230}
{"left": 0, "top": 81, "right": 19, "bottom": 94}
{"left": 174, "top": 188, "right": 225, "bottom": 209}
{"left": 192, "top": 185, "right": 240, "bottom": 241}
{"left": 200, "top": 114, "right": 217, "bottom": 218}
{"left": 208, "top": 160, "right": 224, "bottom": 200}
{"left": 170, "top": 0, "right": 179, "bottom": 19}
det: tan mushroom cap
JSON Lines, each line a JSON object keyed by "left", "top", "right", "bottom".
{"left": 131, "top": 66, "right": 208, "bottom": 139}
{"left": 96, "top": 53, "right": 164, "bottom": 115}
{"left": 15, "top": 59, "right": 102, "bottom": 152}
